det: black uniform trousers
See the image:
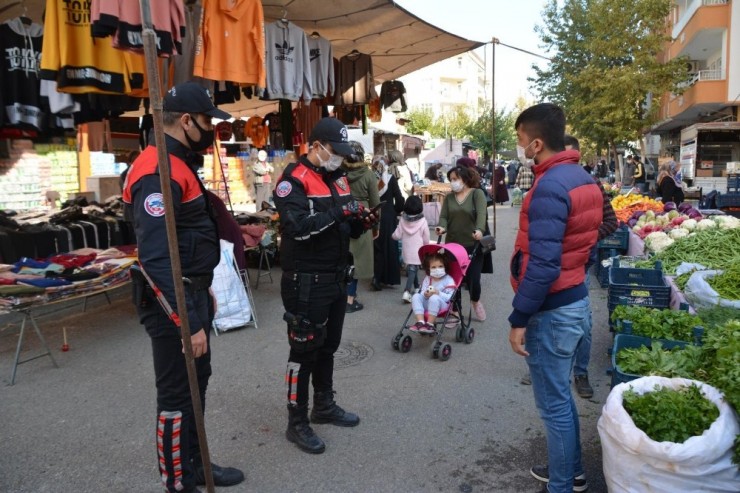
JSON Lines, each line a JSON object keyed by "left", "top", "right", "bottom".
{"left": 134, "top": 281, "right": 213, "bottom": 493}
{"left": 281, "top": 274, "right": 346, "bottom": 407}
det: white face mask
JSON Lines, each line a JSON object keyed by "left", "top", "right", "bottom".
{"left": 450, "top": 180, "right": 464, "bottom": 192}
{"left": 517, "top": 141, "right": 536, "bottom": 169}
{"left": 318, "top": 144, "right": 344, "bottom": 172}
{"left": 430, "top": 267, "right": 446, "bottom": 278}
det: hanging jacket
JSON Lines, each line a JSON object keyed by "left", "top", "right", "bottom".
{"left": 264, "top": 21, "right": 312, "bottom": 101}
{"left": 0, "top": 18, "right": 44, "bottom": 130}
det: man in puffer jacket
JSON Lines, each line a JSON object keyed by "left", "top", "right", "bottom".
{"left": 507, "top": 103, "right": 603, "bottom": 493}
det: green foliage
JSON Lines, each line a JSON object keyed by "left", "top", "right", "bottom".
{"left": 611, "top": 305, "right": 703, "bottom": 342}
{"left": 532, "top": 0, "right": 690, "bottom": 148}
{"left": 616, "top": 342, "right": 703, "bottom": 378}
{"left": 466, "top": 106, "right": 517, "bottom": 155}
{"left": 695, "top": 306, "right": 740, "bottom": 330}
{"left": 440, "top": 106, "right": 473, "bottom": 140}
{"left": 404, "top": 106, "right": 436, "bottom": 136}
{"left": 623, "top": 384, "right": 719, "bottom": 444}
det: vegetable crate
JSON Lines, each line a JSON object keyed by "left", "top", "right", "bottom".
{"left": 597, "top": 226, "right": 629, "bottom": 253}
{"left": 610, "top": 333, "right": 688, "bottom": 387}
{"left": 596, "top": 248, "right": 618, "bottom": 288}
{"left": 716, "top": 192, "right": 740, "bottom": 208}
{"left": 726, "top": 174, "right": 740, "bottom": 193}
{"left": 607, "top": 265, "right": 670, "bottom": 324}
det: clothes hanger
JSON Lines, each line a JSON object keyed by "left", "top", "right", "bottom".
{"left": 348, "top": 49, "right": 361, "bottom": 58}
{"left": 19, "top": 2, "right": 33, "bottom": 25}
{"left": 310, "top": 31, "right": 320, "bottom": 39}
{"left": 279, "top": 9, "right": 289, "bottom": 26}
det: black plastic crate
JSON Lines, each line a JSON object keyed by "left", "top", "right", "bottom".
{"left": 597, "top": 226, "right": 629, "bottom": 252}
{"left": 610, "top": 333, "right": 690, "bottom": 387}
{"left": 607, "top": 264, "right": 670, "bottom": 321}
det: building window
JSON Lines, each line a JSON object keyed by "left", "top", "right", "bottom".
{"left": 457, "top": 57, "right": 463, "bottom": 68}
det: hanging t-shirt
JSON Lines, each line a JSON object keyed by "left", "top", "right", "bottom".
{"left": 335, "top": 52, "right": 376, "bottom": 106}
{"left": 193, "top": 0, "right": 265, "bottom": 85}
{"left": 0, "top": 18, "right": 44, "bottom": 130}
{"left": 380, "top": 80, "right": 407, "bottom": 113}
{"left": 306, "top": 34, "right": 334, "bottom": 99}
{"left": 40, "top": 0, "right": 145, "bottom": 94}
{"left": 264, "top": 21, "right": 312, "bottom": 101}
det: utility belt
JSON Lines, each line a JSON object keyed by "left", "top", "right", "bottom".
{"left": 282, "top": 270, "right": 347, "bottom": 285}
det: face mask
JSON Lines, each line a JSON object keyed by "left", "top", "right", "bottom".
{"left": 517, "top": 141, "right": 536, "bottom": 169}
{"left": 318, "top": 144, "right": 344, "bottom": 172}
{"left": 430, "top": 267, "right": 446, "bottom": 278}
{"left": 185, "top": 115, "right": 214, "bottom": 153}
{"left": 450, "top": 180, "right": 464, "bottom": 192}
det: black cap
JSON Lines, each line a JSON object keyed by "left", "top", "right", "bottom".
{"left": 308, "top": 118, "right": 353, "bottom": 156}
{"left": 162, "top": 82, "right": 231, "bottom": 120}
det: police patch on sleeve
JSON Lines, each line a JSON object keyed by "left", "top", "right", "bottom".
{"left": 144, "top": 193, "right": 166, "bottom": 217}
{"left": 275, "top": 181, "right": 292, "bottom": 198}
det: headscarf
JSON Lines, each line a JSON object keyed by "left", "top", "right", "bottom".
{"left": 456, "top": 157, "right": 476, "bottom": 169}
{"left": 669, "top": 160, "right": 682, "bottom": 186}
{"left": 373, "top": 156, "right": 392, "bottom": 196}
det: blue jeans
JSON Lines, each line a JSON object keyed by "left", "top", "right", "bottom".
{"left": 525, "top": 297, "right": 590, "bottom": 493}
{"left": 347, "top": 279, "right": 358, "bottom": 298}
{"left": 573, "top": 309, "right": 592, "bottom": 376}
{"left": 404, "top": 264, "right": 419, "bottom": 293}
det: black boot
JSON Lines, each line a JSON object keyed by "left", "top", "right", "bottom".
{"left": 194, "top": 461, "right": 245, "bottom": 487}
{"left": 286, "top": 404, "right": 325, "bottom": 454}
{"left": 310, "top": 391, "right": 360, "bottom": 427}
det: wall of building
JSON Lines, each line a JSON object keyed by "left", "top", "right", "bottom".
{"left": 729, "top": 0, "right": 740, "bottom": 104}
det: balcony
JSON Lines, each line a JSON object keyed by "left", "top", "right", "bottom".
{"left": 672, "top": 0, "right": 729, "bottom": 43}
{"left": 667, "top": 75, "right": 727, "bottom": 117}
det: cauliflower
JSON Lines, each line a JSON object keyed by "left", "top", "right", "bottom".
{"left": 712, "top": 215, "right": 740, "bottom": 229}
{"left": 696, "top": 218, "right": 717, "bottom": 231}
{"left": 669, "top": 228, "right": 690, "bottom": 240}
{"left": 644, "top": 231, "right": 675, "bottom": 253}
{"left": 681, "top": 218, "right": 698, "bottom": 231}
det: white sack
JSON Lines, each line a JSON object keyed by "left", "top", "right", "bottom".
{"left": 598, "top": 376, "right": 740, "bottom": 493}
{"left": 684, "top": 269, "right": 740, "bottom": 309}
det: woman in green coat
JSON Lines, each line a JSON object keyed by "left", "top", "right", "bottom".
{"left": 343, "top": 142, "right": 380, "bottom": 313}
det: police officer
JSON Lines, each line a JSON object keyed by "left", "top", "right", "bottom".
{"left": 273, "top": 117, "right": 371, "bottom": 454}
{"left": 123, "top": 82, "right": 244, "bottom": 493}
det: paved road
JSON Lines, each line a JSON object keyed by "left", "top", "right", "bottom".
{"left": 0, "top": 205, "right": 612, "bottom": 493}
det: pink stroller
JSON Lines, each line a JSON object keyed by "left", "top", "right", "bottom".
{"left": 392, "top": 239, "right": 490, "bottom": 361}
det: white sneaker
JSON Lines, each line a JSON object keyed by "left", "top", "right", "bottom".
{"left": 402, "top": 291, "right": 412, "bottom": 303}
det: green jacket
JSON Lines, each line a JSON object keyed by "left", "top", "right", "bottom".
{"left": 343, "top": 161, "right": 380, "bottom": 279}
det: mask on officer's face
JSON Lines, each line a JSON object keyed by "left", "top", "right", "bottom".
{"left": 185, "top": 114, "right": 214, "bottom": 153}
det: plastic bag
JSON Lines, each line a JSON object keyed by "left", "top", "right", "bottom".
{"left": 598, "top": 376, "right": 740, "bottom": 493}
{"left": 211, "top": 240, "right": 252, "bottom": 331}
{"left": 511, "top": 187, "right": 523, "bottom": 206}
{"left": 684, "top": 269, "right": 740, "bottom": 309}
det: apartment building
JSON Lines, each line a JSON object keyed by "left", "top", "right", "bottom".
{"left": 648, "top": 0, "right": 740, "bottom": 190}
{"left": 397, "top": 50, "right": 489, "bottom": 120}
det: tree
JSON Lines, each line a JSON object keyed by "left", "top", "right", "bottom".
{"left": 466, "top": 106, "right": 517, "bottom": 157}
{"left": 404, "top": 106, "right": 435, "bottom": 136}
{"left": 532, "top": 0, "right": 689, "bottom": 178}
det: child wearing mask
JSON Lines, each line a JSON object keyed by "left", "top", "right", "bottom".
{"left": 392, "top": 195, "right": 430, "bottom": 303}
{"left": 410, "top": 252, "right": 455, "bottom": 334}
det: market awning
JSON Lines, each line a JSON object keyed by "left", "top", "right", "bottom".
{"left": 2, "top": 0, "right": 482, "bottom": 117}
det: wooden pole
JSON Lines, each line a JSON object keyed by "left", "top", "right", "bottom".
{"left": 137, "top": 1, "right": 215, "bottom": 492}
{"left": 491, "top": 38, "right": 498, "bottom": 237}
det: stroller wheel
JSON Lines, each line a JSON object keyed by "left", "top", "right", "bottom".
{"left": 455, "top": 326, "right": 464, "bottom": 342}
{"left": 431, "top": 341, "right": 441, "bottom": 359}
{"left": 400, "top": 335, "right": 413, "bottom": 353}
{"left": 464, "top": 327, "right": 475, "bottom": 344}
{"left": 392, "top": 333, "right": 403, "bottom": 351}
{"left": 439, "top": 343, "right": 452, "bottom": 361}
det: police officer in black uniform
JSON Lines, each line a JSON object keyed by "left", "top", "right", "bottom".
{"left": 123, "top": 82, "right": 244, "bottom": 493}
{"left": 273, "top": 118, "right": 372, "bottom": 454}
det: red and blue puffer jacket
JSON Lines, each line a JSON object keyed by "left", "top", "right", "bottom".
{"left": 508, "top": 149, "right": 603, "bottom": 328}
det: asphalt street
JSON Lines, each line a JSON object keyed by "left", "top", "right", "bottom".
{"left": 0, "top": 204, "right": 612, "bottom": 493}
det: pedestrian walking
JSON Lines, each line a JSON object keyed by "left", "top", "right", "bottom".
{"left": 392, "top": 195, "right": 430, "bottom": 303}
{"left": 508, "top": 103, "right": 603, "bottom": 493}
{"left": 123, "top": 82, "right": 244, "bottom": 493}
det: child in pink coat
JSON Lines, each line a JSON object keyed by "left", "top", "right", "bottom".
{"left": 392, "top": 195, "right": 430, "bottom": 303}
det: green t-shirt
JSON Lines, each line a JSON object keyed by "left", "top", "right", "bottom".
{"left": 438, "top": 188, "right": 487, "bottom": 246}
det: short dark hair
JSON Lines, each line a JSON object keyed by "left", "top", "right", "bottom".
{"left": 515, "top": 103, "right": 566, "bottom": 152}
{"left": 343, "top": 141, "right": 365, "bottom": 164}
{"left": 563, "top": 134, "right": 580, "bottom": 150}
{"left": 447, "top": 166, "right": 480, "bottom": 189}
{"left": 422, "top": 252, "right": 449, "bottom": 275}
{"left": 162, "top": 111, "right": 185, "bottom": 126}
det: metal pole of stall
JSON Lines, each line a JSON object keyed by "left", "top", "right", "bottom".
{"left": 137, "top": 1, "right": 215, "bottom": 492}
{"left": 491, "top": 38, "right": 498, "bottom": 236}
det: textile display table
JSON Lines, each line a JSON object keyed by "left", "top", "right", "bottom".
{"left": 2, "top": 254, "right": 135, "bottom": 385}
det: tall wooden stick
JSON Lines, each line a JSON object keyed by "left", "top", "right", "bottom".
{"left": 137, "top": 1, "right": 214, "bottom": 492}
